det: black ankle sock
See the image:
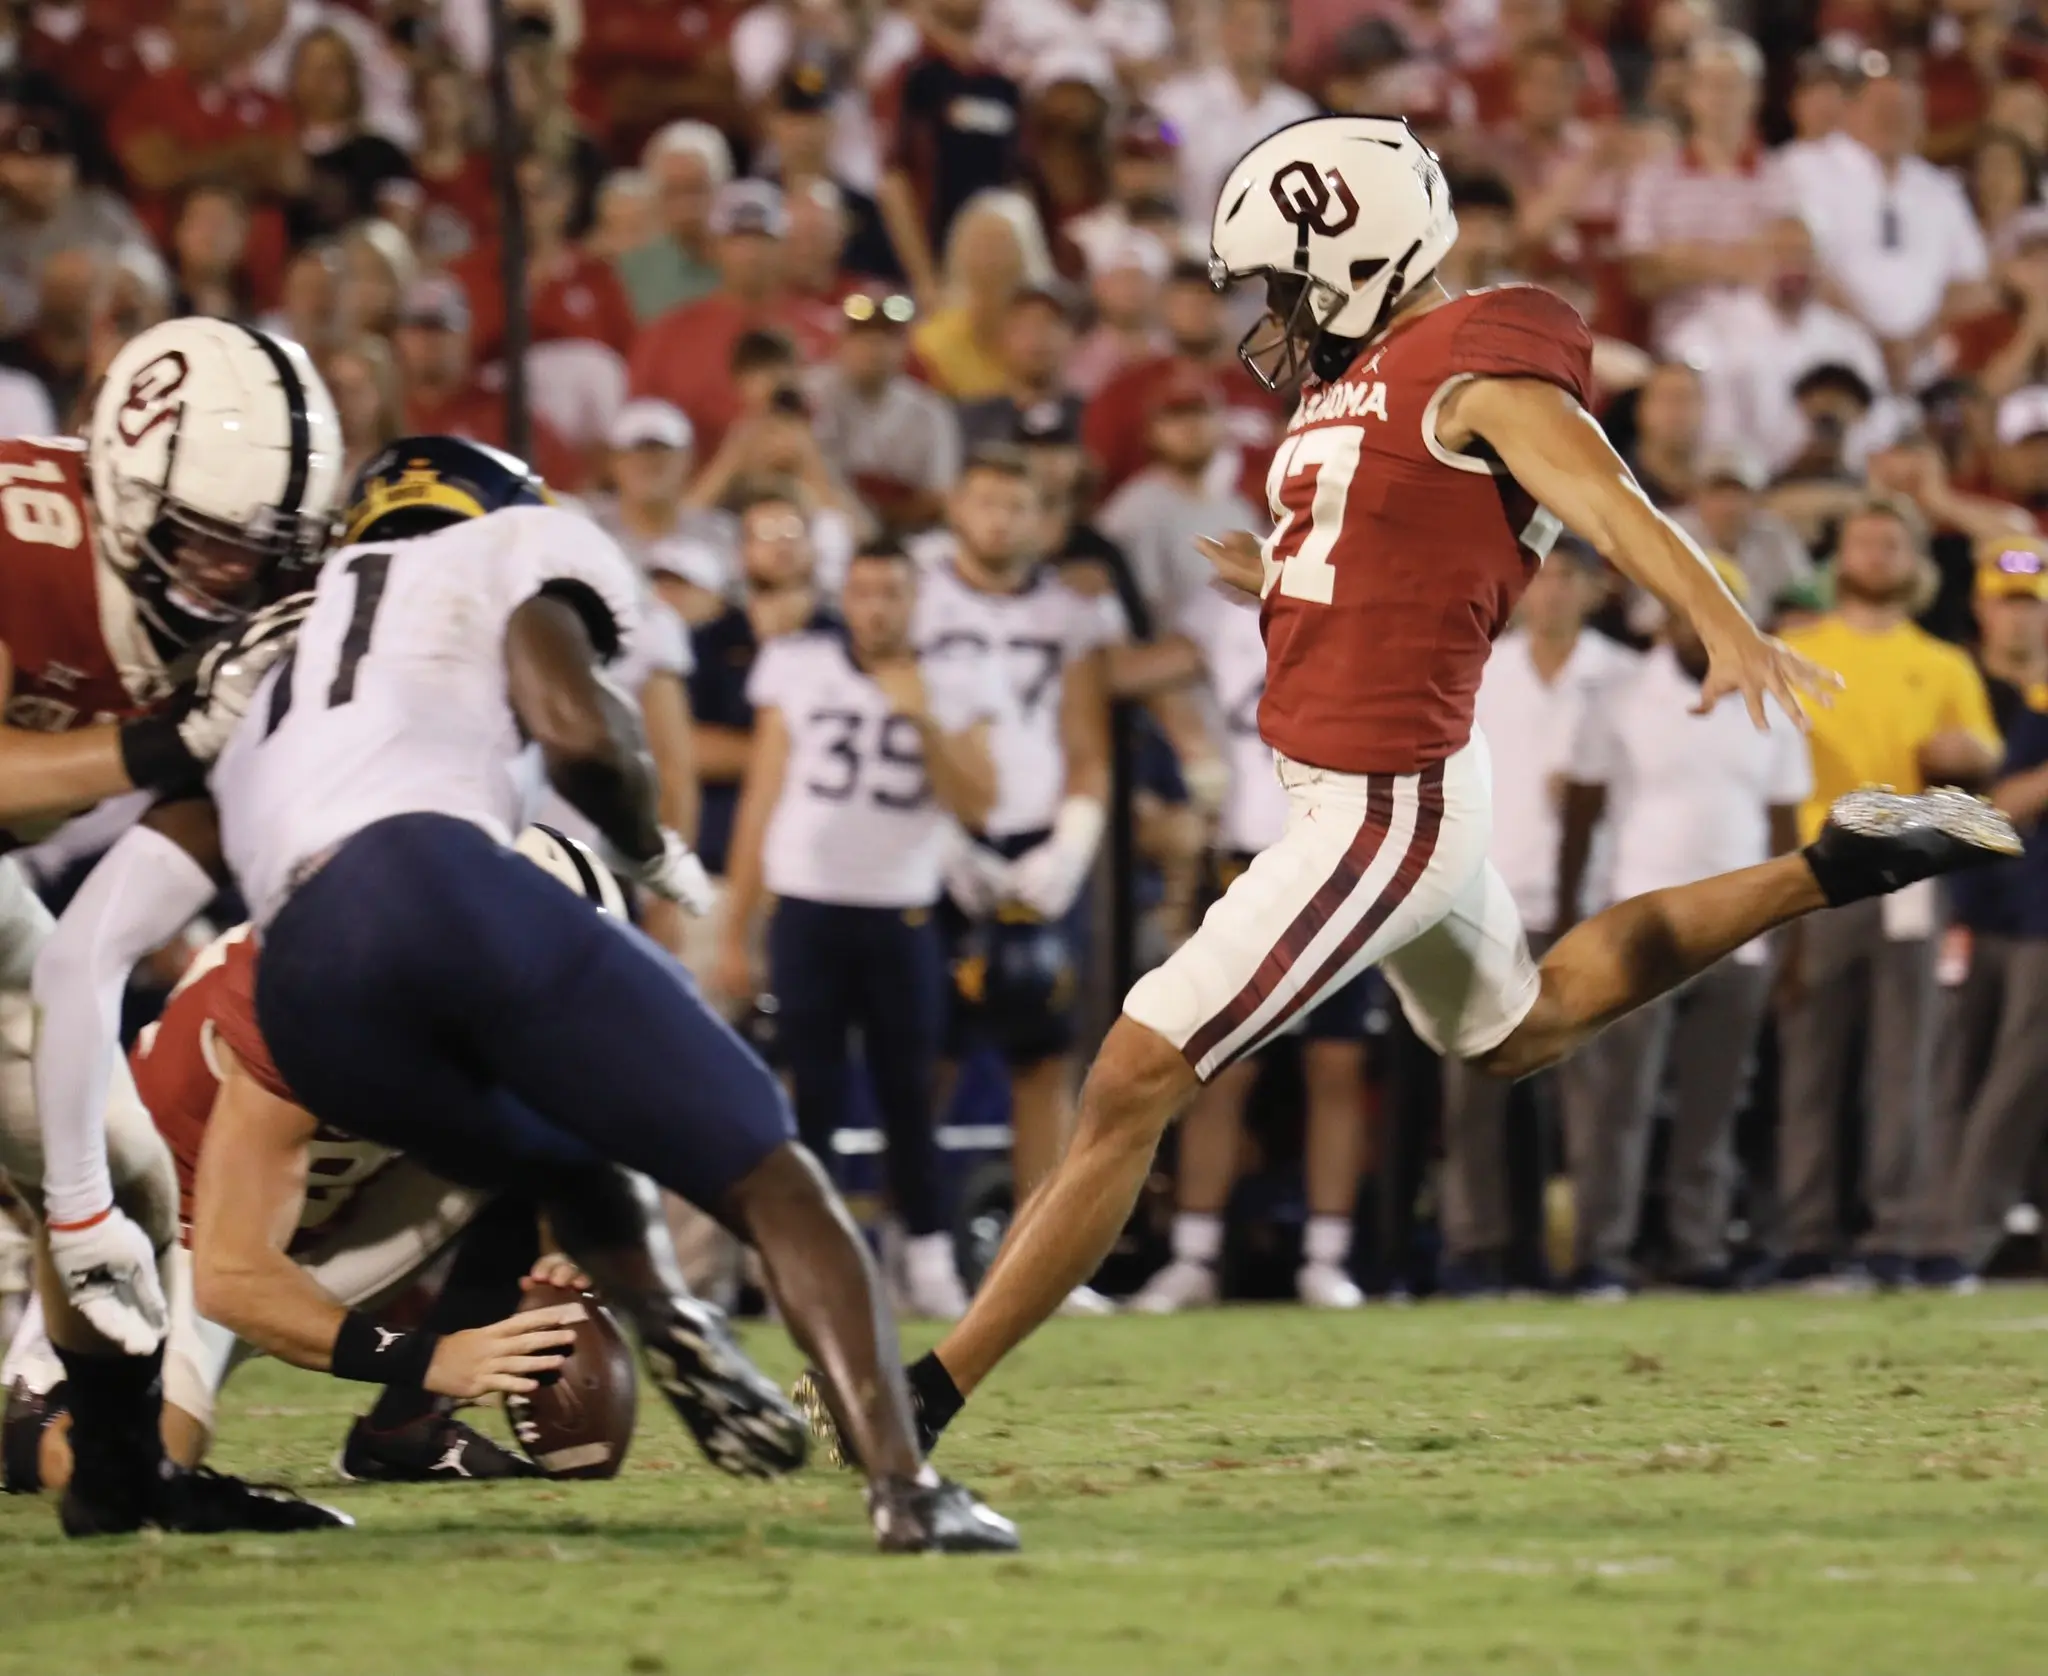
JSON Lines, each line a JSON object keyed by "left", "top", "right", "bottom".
{"left": 54, "top": 1346, "right": 166, "bottom": 1491}
{"left": 1799, "top": 842, "right": 1859, "bottom": 908}
{"left": 906, "top": 1352, "right": 963, "bottom": 1449}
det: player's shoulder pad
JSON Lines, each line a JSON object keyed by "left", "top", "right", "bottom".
{"left": 1446, "top": 284, "right": 1595, "bottom": 407}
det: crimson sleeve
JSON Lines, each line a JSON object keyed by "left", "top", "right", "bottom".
{"left": 211, "top": 940, "right": 299, "bottom": 1104}
{"left": 1446, "top": 285, "right": 1595, "bottom": 409}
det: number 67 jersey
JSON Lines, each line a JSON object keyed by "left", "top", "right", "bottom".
{"left": 1257, "top": 284, "right": 1592, "bottom": 778}
{"left": 215, "top": 504, "right": 647, "bottom": 926}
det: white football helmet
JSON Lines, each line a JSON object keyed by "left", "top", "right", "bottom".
{"left": 1209, "top": 115, "right": 1458, "bottom": 390}
{"left": 88, "top": 318, "right": 345, "bottom": 652}
{"left": 515, "top": 824, "right": 630, "bottom": 919}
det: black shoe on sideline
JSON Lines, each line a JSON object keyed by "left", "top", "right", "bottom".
{"left": 869, "top": 1474, "right": 1019, "bottom": 1554}
{"left": 336, "top": 1409, "right": 539, "bottom": 1483}
{"left": 1861, "top": 1251, "right": 1917, "bottom": 1291}
{"left": 2, "top": 1378, "right": 63, "bottom": 1495}
{"left": 1805, "top": 787, "right": 2020, "bottom": 906}
{"left": 1915, "top": 1254, "right": 1979, "bottom": 1292}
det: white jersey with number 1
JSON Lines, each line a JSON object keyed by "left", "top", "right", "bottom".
{"left": 215, "top": 504, "right": 649, "bottom": 926}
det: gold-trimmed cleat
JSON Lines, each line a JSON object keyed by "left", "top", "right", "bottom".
{"left": 1806, "top": 785, "right": 2022, "bottom": 906}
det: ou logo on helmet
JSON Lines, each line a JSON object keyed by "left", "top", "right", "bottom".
{"left": 1269, "top": 161, "right": 1360, "bottom": 238}
{"left": 115, "top": 350, "right": 190, "bottom": 447}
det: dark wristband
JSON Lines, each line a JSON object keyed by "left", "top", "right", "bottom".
{"left": 117, "top": 714, "right": 204, "bottom": 797}
{"left": 330, "top": 1311, "right": 441, "bottom": 1388}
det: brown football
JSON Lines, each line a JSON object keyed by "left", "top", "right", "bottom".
{"left": 504, "top": 1284, "right": 638, "bottom": 1480}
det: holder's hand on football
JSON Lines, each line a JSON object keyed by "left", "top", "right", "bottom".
{"left": 425, "top": 1306, "right": 581, "bottom": 1399}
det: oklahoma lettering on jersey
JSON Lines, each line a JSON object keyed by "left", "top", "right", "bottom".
{"left": 130, "top": 926, "right": 395, "bottom": 1242}
{"left": 1257, "top": 284, "right": 1594, "bottom": 776}
{"left": 913, "top": 562, "right": 1125, "bottom": 839}
{"left": 0, "top": 437, "right": 161, "bottom": 737}
{"left": 749, "top": 629, "right": 1003, "bottom": 907}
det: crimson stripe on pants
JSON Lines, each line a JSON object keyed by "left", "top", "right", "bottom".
{"left": 1212, "top": 761, "right": 1449, "bottom": 1073}
{"left": 1180, "top": 774, "right": 1399, "bottom": 1070}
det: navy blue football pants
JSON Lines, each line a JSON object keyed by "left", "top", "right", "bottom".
{"left": 257, "top": 812, "right": 795, "bottom": 1211}
{"left": 768, "top": 895, "right": 946, "bottom": 1238}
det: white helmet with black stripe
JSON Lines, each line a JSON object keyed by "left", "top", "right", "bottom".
{"left": 1209, "top": 115, "right": 1458, "bottom": 390}
{"left": 88, "top": 318, "right": 346, "bottom": 654}
{"left": 514, "top": 824, "right": 631, "bottom": 919}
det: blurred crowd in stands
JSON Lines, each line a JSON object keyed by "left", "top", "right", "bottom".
{"left": 6, "top": 0, "right": 2048, "bottom": 1308}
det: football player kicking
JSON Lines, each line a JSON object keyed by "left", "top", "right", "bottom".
{"left": 37, "top": 437, "right": 1016, "bottom": 1553}
{"left": 0, "top": 317, "right": 351, "bottom": 1534}
{"left": 798, "top": 116, "right": 2024, "bottom": 1461}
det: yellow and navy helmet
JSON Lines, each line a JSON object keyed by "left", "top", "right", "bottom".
{"left": 340, "top": 435, "right": 550, "bottom": 545}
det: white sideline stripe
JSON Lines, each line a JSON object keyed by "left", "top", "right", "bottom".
{"left": 831, "top": 1124, "right": 1011, "bottom": 1156}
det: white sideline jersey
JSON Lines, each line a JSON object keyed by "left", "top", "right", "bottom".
{"left": 749, "top": 630, "right": 1002, "bottom": 907}
{"left": 216, "top": 505, "right": 649, "bottom": 925}
{"left": 912, "top": 563, "right": 1124, "bottom": 839}
{"left": 1173, "top": 587, "right": 1284, "bottom": 855}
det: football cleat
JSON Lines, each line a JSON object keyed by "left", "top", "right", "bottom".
{"left": 2, "top": 1377, "right": 64, "bottom": 1495}
{"left": 868, "top": 1473, "right": 1019, "bottom": 1554}
{"left": 1058, "top": 1284, "right": 1117, "bottom": 1317}
{"left": 335, "top": 1408, "right": 540, "bottom": 1483}
{"left": 1130, "top": 1259, "right": 1218, "bottom": 1314}
{"left": 153, "top": 1465, "right": 354, "bottom": 1534}
{"left": 1805, "top": 786, "right": 2021, "bottom": 905}
{"left": 902, "top": 1235, "right": 971, "bottom": 1321}
{"left": 62, "top": 1462, "right": 353, "bottom": 1538}
{"left": 641, "top": 1297, "right": 807, "bottom": 1478}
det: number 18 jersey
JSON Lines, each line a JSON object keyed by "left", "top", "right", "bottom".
{"left": 1258, "top": 285, "right": 1592, "bottom": 777}
{"left": 215, "top": 504, "right": 648, "bottom": 924}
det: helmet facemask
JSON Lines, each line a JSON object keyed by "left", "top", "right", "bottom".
{"left": 1215, "top": 237, "right": 1424, "bottom": 393}
{"left": 117, "top": 474, "right": 332, "bottom": 655}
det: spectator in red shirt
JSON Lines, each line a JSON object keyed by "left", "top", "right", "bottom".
{"left": 169, "top": 184, "right": 253, "bottom": 321}
{"left": 454, "top": 149, "right": 637, "bottom": 367}
{"left": 1083, "top": 256, "right": 1284, "bottom": 507}
{"left": 1461, "top": 0, "right": 1619, "bottom": 127}
{"left": 1923, "top": 0, "right": 2048, "bottom": 166}
{"left": 574, "top": 0, "right": 744, "bottom": 159}
{"left": 393, "top": 274, "right": 585, "bottom": 489}
{"left": 110, "top": 0, "right": 300, "bottom": 307}
{"left": 628, "top": 180, "right": 837, "bottom": 459}
{"left": 1969, "top": 126, "right": 2043, "bottom": 257}
{"left": 409, "top": 54, "right": 495, "bottom": 263}
{"left": 1950, "top": 207, "right": 2048, "bottom": 399}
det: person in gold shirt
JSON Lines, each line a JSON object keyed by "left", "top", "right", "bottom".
{"left": 1774, "top": 497, "right": 2003, "bottom": 1288}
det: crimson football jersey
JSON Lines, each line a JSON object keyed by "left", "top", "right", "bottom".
{"left": 0, "top": 436, "right": 162, "bottom": 737}
{"left": 131, "top": 927, "right": 393, "bottom": 1244}
{"left": 1257, "top": 285, "right": 1594, "bottom": 776}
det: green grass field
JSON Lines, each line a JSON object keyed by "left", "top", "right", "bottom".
{"left": 5, "top": 1291, "right": 2047, "bottom": 1675}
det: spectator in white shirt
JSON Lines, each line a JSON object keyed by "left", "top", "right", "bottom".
{"left": 1780, "top": 61, "right": 1995, "bottom": 385}
{"left": 1770, "top": 45, "right": 1859, "bottom": 209}
{"left": 1667, "top": 214, "right": 1892, "bottom": 476}
{"left": 981, "top": 0, "right": 1172, "bottom": 94}
{"left": 1620, "top": 28, "right": 1786, "bottom": 353}
{"left": 1557, "top": 562, "right": 1811, "bottom": 1293}
{"left": 730, "top": 0, "right": 921, "bottom": 194}
{"left": 1437, "top": 543, "right": 1635, "bottom": 1295}
{"left": 1150, "top": 0, "right": 1317, "bottom": 244}
{"left": 1064, "top": 109, "right": 1187, "bottom": 277}
{"left": 587, "top": 398, "right": 732, "bottom": 621}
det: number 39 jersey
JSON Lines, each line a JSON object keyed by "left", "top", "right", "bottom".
{"left": 913, "top": 562, "right": 1125, "bottom": 839}
{"left": 748, "top": 629, "right": 1002, "bottom": 907}
{"left": 216, "top": 504, "right": 648, "bottom": 925}
{"left": 1258, "top": 285, "right": 1593, "bottom": 777}
{"left": 0, "top": 437, "right": 165, "bottom": 743}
